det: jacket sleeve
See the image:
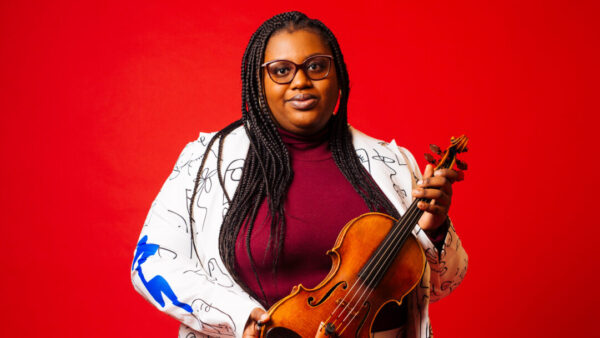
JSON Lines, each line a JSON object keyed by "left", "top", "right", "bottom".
{"left": 131, "top": 137, "right": 263, "bottom": 337}
{"left": 396, "top": 146, "right": 468, "bottom": 303}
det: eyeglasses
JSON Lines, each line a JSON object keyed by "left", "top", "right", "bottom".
{"left": 261, "top": 55, "right": 333, "bottom": 84}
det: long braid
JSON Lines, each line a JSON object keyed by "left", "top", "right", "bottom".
{"left": 189, "top": 12, "right": 400, "bottom": 307}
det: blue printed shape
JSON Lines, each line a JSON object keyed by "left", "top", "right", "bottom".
{"left": 132, "top": 235, "right": 193, "bottom": 313}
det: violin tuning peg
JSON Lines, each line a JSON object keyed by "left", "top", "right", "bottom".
{"left": 456, "top": 160, "right": 468, "bottom": 170}
{"left": 424, "top": 153, "right": 437, "bottom": 165}
{"left": 429, "top": 144, "right": 442, "bottom": 155}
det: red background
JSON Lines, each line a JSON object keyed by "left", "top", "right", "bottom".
{"left": 1, "top": 1, "right": 598, "bottom": 337}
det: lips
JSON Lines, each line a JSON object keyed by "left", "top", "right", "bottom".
{"left": 287, "top": 93, "right": 318, "bottom": 110}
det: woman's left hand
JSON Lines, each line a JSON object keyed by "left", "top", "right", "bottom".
{"left": 412, "top": 164, "right": 464, "bottom": 232}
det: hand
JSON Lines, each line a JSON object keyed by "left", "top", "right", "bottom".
{"left": 242, "top": 307, "right": 270, "bottom": 338}
{"left": 412, "top": 164, "right": 464, "bottom": 232}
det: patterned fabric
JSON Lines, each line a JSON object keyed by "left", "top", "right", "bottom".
{"left": 131, "top": 126, "right": 468, "bottom": 338}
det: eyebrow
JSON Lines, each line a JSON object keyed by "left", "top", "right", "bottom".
{"left": 263, "top": 52, "right": 332, "bottom": 63}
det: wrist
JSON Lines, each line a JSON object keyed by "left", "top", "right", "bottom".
{"left": 424, "top": 217, "right": 449, "bottom": 236}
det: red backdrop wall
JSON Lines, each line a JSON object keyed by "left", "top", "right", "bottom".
{"left": 1, "top": 1, "right": 598, "bottom": 337}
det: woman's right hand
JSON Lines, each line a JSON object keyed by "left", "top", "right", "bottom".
{"left": 242, "top": 307, "right": 270, "bottom": 338}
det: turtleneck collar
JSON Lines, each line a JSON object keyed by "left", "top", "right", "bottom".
{"left": 276, "top": 123, "right": 332, "bottom": 161}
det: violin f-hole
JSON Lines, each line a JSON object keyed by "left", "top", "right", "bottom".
{"left": 307, "top": 281, "right": 347, "bottom": 307}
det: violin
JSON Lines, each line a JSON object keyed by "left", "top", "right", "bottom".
{"left": 259, "top": 135, "right": 468, "bottom": 338}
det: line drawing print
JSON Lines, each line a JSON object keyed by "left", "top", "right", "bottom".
{"left": 157, "top": 246, "right": 177, "bottom": 260}
{"left": 170, "top": 139, "right": 218, "bottom": 181}
{"left": 371, "top": 148, "right": 397, "bottom": 180}
{"left": 196, "top": 168, "right": 217, "bottom": 196}
{"left": 371, "top": 148, "right": 412, "bottom": 210}
{"left": 190, "top": 167, "right": 217, "bottom": 232}
{"left": 190, "top": 298, "right": 237, "bottom": 337}
{"left": 222, "top": 158, "right": 244, "bottom": 216}
{"left": 187, "top": 188, "right": 208, "bottom": 234}
{"left": 355, "top": 148, "right": 371, "bottom": 173}
{"left": 168, "top": 209, "right": 190, "bottom": 234}
{"left": 184, "top": 258, "right": 234, "bottom": 288}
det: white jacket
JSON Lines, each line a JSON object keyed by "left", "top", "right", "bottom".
{"left": 131, "top": 125, "right": 468, "bottom": 338}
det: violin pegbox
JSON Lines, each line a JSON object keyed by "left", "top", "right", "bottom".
{"left": 424, "top": 135, "right": 469, "bottom": 172}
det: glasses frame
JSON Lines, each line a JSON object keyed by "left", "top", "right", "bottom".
{"left": 261, "top": 54, "right": 334, "bottom": 84}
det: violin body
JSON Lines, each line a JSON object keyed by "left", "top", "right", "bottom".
{"left": 261, "top": 212, "right": 425, "bottom": 338}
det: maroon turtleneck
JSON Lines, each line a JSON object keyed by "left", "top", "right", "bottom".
{"left": 235, "top": 126, "right": 370, "bottom": 307}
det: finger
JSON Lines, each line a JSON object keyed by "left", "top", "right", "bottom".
{"left": 250, "top": 308, "right": 268, "bottom": 322}
{"left": 258, "top": 313, "right": 270, "bottom": 325}
{"left": 417, "top": 201, "right": 449, "bottom": 215}
{"left": 433, "top": 169, "right": 464, "bottom": 183}
{"left": 423, "top": 164, "right": 434, "bottom": 179}
{"left": 254, "top": 311, "right": 270, "bottom": 334}
{"left": 412, "top": 189, "right": 451, "bottom": 207}
{"left": 255, "top": 315, "right": 270, "bottom": 333}
{"left": 255, "top": 312, "right": 270, "bottom": 333}
{"left": 418, "top": 176, "right": 448, "bottom": 188}
{"left": 418, "top": 175, "right": 453, "bottom": 192}
{"left": 419, "top": 176, "right": 453, "bottom": 196}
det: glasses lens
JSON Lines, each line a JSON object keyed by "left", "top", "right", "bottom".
{"left": 304, "top": 56, "right": 331, "bottom": 80}
{"left": 267, "top": 61, "right": 295, "bottom": 84}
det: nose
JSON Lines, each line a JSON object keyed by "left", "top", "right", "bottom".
{"left": 290, "top": 67, "right": 312, "bottom": 89}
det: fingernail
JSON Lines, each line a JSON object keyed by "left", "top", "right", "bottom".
{"left": 417, "top": 180, "right": 423, "bottom": 185}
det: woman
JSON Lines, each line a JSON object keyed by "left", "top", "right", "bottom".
{"left": 131, "top": 11, "right": 467, "bottom": 338}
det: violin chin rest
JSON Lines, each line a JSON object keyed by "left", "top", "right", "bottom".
{"left": 265, "top": 326, "right": 302, "bottom": 338}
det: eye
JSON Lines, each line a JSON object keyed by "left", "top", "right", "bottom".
{"left": 307, "top": 62, "right": 323, "bottom": 71}
{"left": 268, "top": 63, "right": 293, "bottom": 77}
{"left": 306, "top": 57, "right": 330, "bottom": 74}
{"left": 275, "top": 67, "right": 291, "bottom": 75}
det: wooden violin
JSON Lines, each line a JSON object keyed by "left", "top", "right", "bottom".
{"left": 259, "top": 135, "right": 468, "bottom": 338}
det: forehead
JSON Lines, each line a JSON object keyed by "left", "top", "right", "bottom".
{"left": 264, "top": 29, "right": 332, "bottom": 63}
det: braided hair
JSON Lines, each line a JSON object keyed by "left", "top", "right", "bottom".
{"left": 189, "top": 11, "right": 400, "bottom": 306}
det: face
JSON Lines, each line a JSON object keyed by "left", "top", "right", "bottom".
{"left": 262, "top": 29, "right": 339, "bottom": 136}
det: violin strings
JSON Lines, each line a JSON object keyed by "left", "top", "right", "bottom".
{"left": 335, "top": 201, "right": 425, "bottom": 334}
{"left": 327, "top": 199, "right": 426, "bottom": 334}
{"left": 337, "top": 222, "right": 419, "bottom": 335}
{"left": 338, "top": 205, "right": 424, "bottom": 334}
{"left": 343, "top": 194, "right": 444, "bottom": 332}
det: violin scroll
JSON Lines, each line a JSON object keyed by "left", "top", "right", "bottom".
{"left": 424, "top": 135, "right": 469, "bottom": 173}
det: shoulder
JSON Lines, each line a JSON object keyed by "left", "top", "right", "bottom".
{"left": 349, "top": 125, "right": 420, "bottom": 172}
{"left": 171, "top": 125, "right": 248, "bottom": 177}
{"left": 195, "top": 124, "right": 247, "bottom": 146}
{"left": 349, "top": 125, "right": 387, "bottom": 147}
{"left": 183, "top": 125, "right": 247, "bottom": 156}
{"left": 349, "top": 125, "right": 410, "bottom": 157}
